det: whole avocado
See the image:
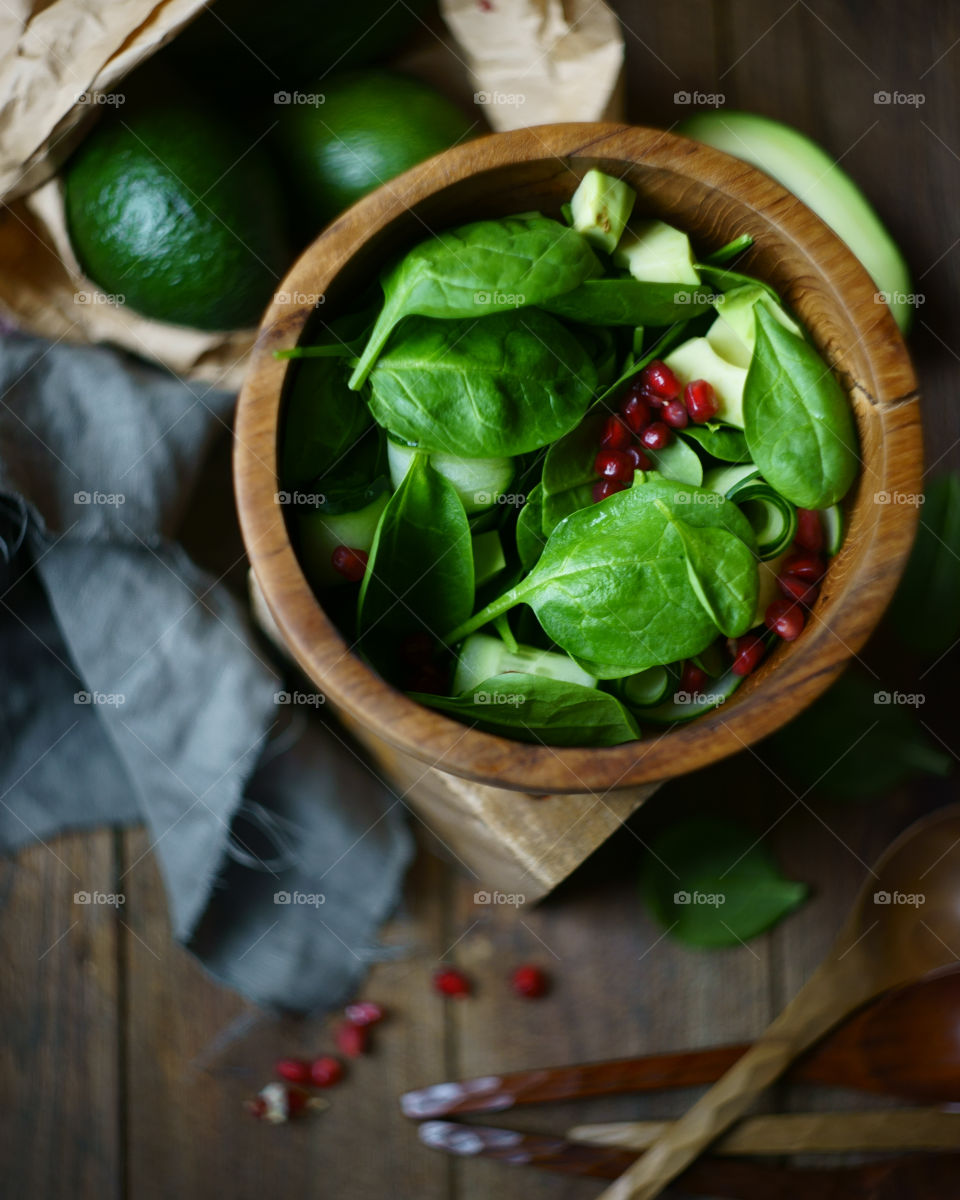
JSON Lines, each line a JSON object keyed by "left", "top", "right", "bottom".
{"left": 63, "top": 87, "right": 290, "bottom": 331}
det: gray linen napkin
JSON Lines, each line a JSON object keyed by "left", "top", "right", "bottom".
{"left": 0, "top": 332, "right": 412, "bottom": 1012}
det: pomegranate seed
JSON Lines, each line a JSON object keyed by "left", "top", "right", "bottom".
{"left": 684, "top": 379, "right": 719, "bottom": 424}
{"left": 275, "top": 1058, "right": 311, "bottom": 1085}
{"left": 777, "top": 573, "right": 819, "bottom": 607}
{"left": 512, "top": 964, "right": 549, "bottom": 998}
{"left": 600, "top": 415, "right": 632, "bottom": 450}
{"left": 433, "top": 967, "right": 471, "bottom": 998}
{"left": 794, "top": 509, "right": 824, "bottom": 553}
{"left": 345, "top": 1001, "right": 384, "bottom": 1026}
{"left": 310, "top": 1056, "right": 344, "bottom": 1087}
{"left": 331, "top": 545, "right": 368, "bottom": 582}
{"left": 399, "top": 632, "right": 434, "bottom": 665}
{"left": 782, "top": 551, "right": 825, "bottom": 581}
{"left": 594, "top": 449, "right": 634, "bottom": 482}
{"left": 731, "top": 633, "right": 766, "bottom": 677}
{"left": 336, "top": 1021, "right": 369, "bottom": 1058}
{"left": 640, "top": 422, "right": 671, "bottom": 450}
{"left": 765, "top": 598, "right": 805, "bottom": 641}
{"left": 251, "top": 1082, "right": 310, "bottom": 1123}
{"left": 679, "top": 660, "right": 708, "bottom": 696}
{"left": 661, "top": 399, "right": 689, "bottom": 430}
{"left": 592, "top": 479, "right": 628, "bottom": 503}
{"left": 625, "top": 445, "right": 651, "bottom": 472}
{"left": 619, "top": 392, "right": 651, "bottom": 433}
{"left": 640, "top": 359, "right": 681, "bottom": 401}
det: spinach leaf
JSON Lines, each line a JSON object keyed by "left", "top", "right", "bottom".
{"left": 641, "top": 817, "right": 808, "bottom": 948}
{"left": 541, "top": 279, "right": 714, "bottom": 326}
{"left": 697, "top": 262, "right": 778, "bottom": 299}
{"left": 412, "top": 672, "right": 640, "bottom": 746}
{"left": 349, "top": 215, "right": 600, "bottom": 387}
{"left": 702, "top": 234, "right": 754, "bottom": 266}
{"left": 358, "top": 453, "right": 473, "bottom": 657}
{"left": 665, "top": 507, "right": 758, "bottom": 637}
{"left": 445, "top": 476, "right": 758, "bottom": 676}
{"left": 888, "top": 474, "right": 960, "bottom": 658}
{"left": 515, "top": 483, "right": 546, "bottom": 570}
{"left": 281, "top": 355, "right": 371, "bottom": 487}
{"left": 743, "top": 306, "right": 859, "bottom": 509}
{"left": 305, "top": 423, "right": 389, "bottom": 515}
{"left": 367, "top": 309, "right": 596, "bottom": 457}
{"left": 681, "top": 423, "right": 751, "bottom": 463}
{"left": 645, "top": 436, "right": 704, "bottom": 486}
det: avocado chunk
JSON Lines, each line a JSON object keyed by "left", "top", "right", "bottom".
{"left": 298, "top": 490, "right": 390, "bottom": 588}
{"left": 707, "top": 285, "right": 802, "bottom": 368}
{"left": 570, "top": 168, "right": 636, "bottom": 254}
{"left": 664, "top": 337, "right": 749, "bottom": 428}
{"left": 613, "top": 220, "right": 701, "bottom": 286}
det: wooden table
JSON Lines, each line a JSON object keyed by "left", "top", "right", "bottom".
{"left": 3, "top": 3, "right": 959, "bottom": 1197}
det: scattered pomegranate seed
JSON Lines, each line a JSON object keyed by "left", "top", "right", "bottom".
{"left": 399, "top": 632, "right": 435, "bottom": 665}
{"left": 684, "top": 379, "right": 719, "bottom": 424}
{"left": 619, "top": 391, "right": 651, "bottom": 433}
{"left": 336, "top": 1021, "right": 369, "bottom": 1058}
{"left": 275, "top": 1058, "right": 312, "bottom": 1085}
{"left": 512, "top": 964, "right": 549, "bottom": 998}
{"left": 592, "top": 479, "right": 628, "bottom": 503}
{"left": 777, "top": 573, "right": 819, "bottom": 607}
{"left": 640, "top": 359, "right": 681, "bottom": 401}
{"left": 765, "top": 598, "right": 805, "bottom": 641}
{"left": 794, "top": 509, "right": 824, "bottom": 553}
{"left": 625, "top": 445, "right": 652, "bottom": 472}
{"left": 331, "top": 545, "right": 369, "bottom": 582}
{"left": 310, "top": 1056, "right": 344, "bottom": 1087}
{"left": 250, "top": 1082, "right": 312, "bottom": 1123}
{"left": 594, "top": 449, "right": 634, "bottom": 482}
{"left": 600, "top": 415, "right": 632, "bottom": 450}
{"left": 731, "top": 633, "right": 766, "bottom": 677}
{"left": 345, "top": 1001, "right": 385, "bottom": 1026}
{"left": 679, "top": 660, "right": 708, "bottom": 696}
{"left": 782, "top": 551, "right": 825, "bottom": 581}
{"left": 660, "top": 399, "right": 689, "bottom": 430}
{"left": 434, "top": 967, "right": 471, "bottom": 997}
{"left": 640, "top": 422, "right": 671, "bottom": 451}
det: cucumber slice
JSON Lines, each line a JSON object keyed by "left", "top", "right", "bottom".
{"left": 678, "top": 112, "right": 913, "bottom": 332}
{"left": 734, "top": 481, "right": 798, "bottom": 559}
{"left": 663, "top": 337, "right": 748, "bottom": 428}
{"left": 613, "top": 220, "right": 701, "bottom": 286}
{"left": 452, "top": 634, "right": 596, "bottom": 695}
{"left": 703, "top": 463, "right": 760, "bottom": 496}
{"left": 618, "top": 666, "right": 670, "bottom": 707}
{"left": 636, "top": 663, "right": 745, "bottom": 724}
{"left": 387, "top": 439, "right": 514, "bottom": 514}
{"left": 821, "top": 504, "right": 844, "bottom": 555}
{"left": 298, "top": 489, "right": 391, "bottom": 588}
{"left": 570, "top": 169, "right": 636, "bottom": 254}
{"left": 472, "top": 529, "right": 506, "bottom": 587}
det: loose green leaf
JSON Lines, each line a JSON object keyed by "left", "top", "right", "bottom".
{"left": 743, "top": 306, "right": 859, "bottom": 508}
{"left": 349, "top": 215, "right": 600, "bottom": 386}
{"left": 542, "top": 279, "right": 714, "bottom": 326}
{"left": 641, "top": 817, "right": 808, "bottom": 947}
{"left": 681, "top": 423, "right": 752, "bottom": 463}
{"left": 367, "top": 309, "right": 596, "bottom": 457}
{"left": 412, "top": 672, "right": 640, "bottom": 746}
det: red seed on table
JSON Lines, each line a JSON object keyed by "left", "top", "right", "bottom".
{"left": 640, "top": 359, "right": 681, "bottom": 401}
{"left": 794, "top": 509, "right": 824, "bottom": 553}
{"left": 512, "top": 964, "right": 549, "bottom": 998}
{"left": 640, "top": 422, "right": 671, "bottom": 451}
{"left": 730, "top": 633, "right": 766, "bottom": 677}
{"left": 619, "top": 392, "right": 651, "bottom": 433}
{"left": 275, "top": 1058, "right": 312, "bottom": 1085}
{"left": 684, "top": 379, "right": 719, "bottom": 424}
{"left": 625, "top": 445, "right": 651, "bottom": 472}
{"left": 782, "top": 551, "right": 825, "bottom": 581}
{"left": 594, "top": 449, "right": 634, "bottom": 482}
{"left": 661, "top": 399, "right": 689, "bottom": 430}
{"left": 434, "top": 967, "right": 471, "bottom": 997}
{"left": 331, "top": 545, "right": 368, "bottom": 582}
{"left": 336, "top": 1021, "right": 369, "bottom": 1058}
{"left": 310, "top": 1056, "right": 344, "bottom": 1087}
{"left": 345, "top": 1001, "right": 385, "bottom": 1026}
{"left": 765, "top": 598, "right": 805, "bottom": 641}
{"left": 592, "top": 479, "right": 628, "bottom": 503}
{"left": 777, "top": 573, "right": 819, "bottom": 607}
{"left": 679, "top": 661, "right": 708, "bottom": 696}
{"left": 600, "top": 415, "right": 632, "bottom": 450}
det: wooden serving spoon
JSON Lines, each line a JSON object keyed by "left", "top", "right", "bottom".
{"left": 598, "top": 804, "right": 960, "bottom": 1200}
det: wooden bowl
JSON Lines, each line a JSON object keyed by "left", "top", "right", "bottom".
{"left": 234, "top": 123, "right": 922, "bottom": 794}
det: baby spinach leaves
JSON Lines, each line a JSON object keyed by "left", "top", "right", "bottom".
{"left": 743, "top": 306, "right": 859, "bottom": 508}
{"left": 413, "top": 672, "right": 640, "bottom": 746}
{"left": 367, "top": 309, "right": 596, "bottom": 457}
{"left": 515, "top": 483, "right": 546, "bottom": 570}
{"left": 349, "top": 215, "right": 600, "bottom": 387}
{"left": 681, "top": 423, "right": 751, "bottom": 463}
{"left": 542, "top": 280, "right": 714, "bottom": 326}
{"left": 281, "top": 355, "right": 371, "bottom": 488}
{"left": 641, "top": 817, "right": 808, "bottom": 947}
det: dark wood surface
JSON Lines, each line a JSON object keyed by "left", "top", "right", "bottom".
{"left": 3, "top": 3, "right": 960, "bottom": 1199}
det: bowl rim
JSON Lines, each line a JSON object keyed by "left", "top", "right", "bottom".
{"left": 234, "top": 121, "right": 922, "bottom": 793}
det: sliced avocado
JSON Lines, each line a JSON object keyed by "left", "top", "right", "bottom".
{"left": 707, "top": 285, "right": 801, "bottom": 368}
{"left": 386, "top": 440, "right": 513, "bottom": 514}
{"left": 472, "top": 530, "right": 507, "bottom": 587}
{"left": 452, "top": 634, "right": 597, "bottom": 695}
{"left": 664, "top": 337, "right": 749, "bottom": 428}
{"left": 613, "top": 220, "right": 701, "bottom": 286}
{"left": 570, "top": 168, "right": 636, "bottom": 254}
{"left": 677, "top": 111, "right": 913, "bottom": 332}
{"left": 298, "top": 490, "right": 390, "bottom": 588}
